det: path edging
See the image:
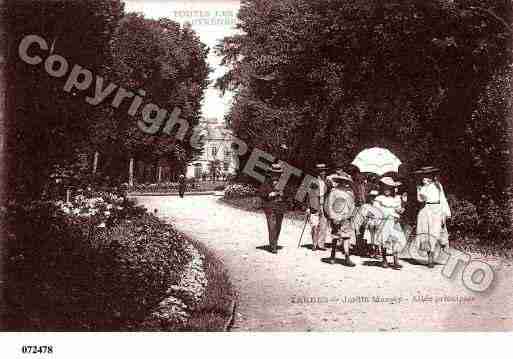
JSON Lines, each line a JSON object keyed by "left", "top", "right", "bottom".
{"left": 128, "top": 191, "right": 217, "bottom": 196}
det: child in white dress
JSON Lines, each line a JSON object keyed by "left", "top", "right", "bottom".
{"left": 373, "top": 177, "right": 407, "bottom": 269}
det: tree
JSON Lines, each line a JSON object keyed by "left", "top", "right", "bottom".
{"left": 4, "top": 0, "right": 124, "bottom": 200}
{"left": 217, "top": 0, "right": 512, "bottom": 201}
{"left": 467, "top": 64, "right": 513, "bottom": 200}
{"left": 98, "top": 13, "right": 210, "bottom": 183}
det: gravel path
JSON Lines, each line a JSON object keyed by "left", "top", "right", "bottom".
{"left": 133, "top": 195, "right": 513, "bottom": 331}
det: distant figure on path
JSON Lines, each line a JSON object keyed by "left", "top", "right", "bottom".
{"left": 178, "top": 174, "right": 186, "bottom": 198}
{"left": 259, "top": 163, "right": 287, "bottom": 254}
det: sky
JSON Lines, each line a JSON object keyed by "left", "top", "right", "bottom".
{"left": 123, "top": 0, "right": 241, "bottom": 122}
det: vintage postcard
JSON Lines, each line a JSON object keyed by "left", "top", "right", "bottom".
{"left": 1, "top": 0, "right": 512, "bottom": 349}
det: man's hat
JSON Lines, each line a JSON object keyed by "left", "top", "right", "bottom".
{"left": 413, "top": 166, "right": 440, "bottom": 175}
{"left": 329, "top": 169, "right": 353, "bottom": 183}
{"left": 267, "top": 163, "right": 283, "bottom": 175}
{"left": 380, "top": 176, "right": 402, "bottom": 187}
{"left": 315, "top": 163, "right": 328, "bottom": 172}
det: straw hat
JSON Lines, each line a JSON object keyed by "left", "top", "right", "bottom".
{"left": 380, "top": 176, "right": 402, "bottom": 187}
{"left": 329, "top": 169, "right": 353, "bottom": 184}
{"left": 315, "top": 163, "right": 329, "bottom": 173}
{"left": 413, "top": 166, "right": 440, "bottom": 175}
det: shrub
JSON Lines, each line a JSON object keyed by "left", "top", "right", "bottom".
{"left": 132, "top": 181, "right": 231, "bottom": 193}
{"left": 223, "top": 183, "right": 259, "bottom": 199}
{"left": 53, "top": 190, "right": 147, "bottom": 230}
{"left": 446, "top": 194, "right": 479, "bottom": 239}
{"left": 438, "top": 193, "right": 512, "bottom": 251}
{"left": 478, "top": 190, "right": 513, "bottom": 247}
{"left": 3, "top": 199, "right": 189, "bottom": 330}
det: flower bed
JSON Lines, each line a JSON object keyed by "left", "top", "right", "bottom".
{"left": 131, "top": 181, "right": 228, "bottom": 193}
{"left": 223, "top": 183, "right": 259, "bottom": 199}
{"left": 3, "top": 194, "right": 192, "bottom": 330}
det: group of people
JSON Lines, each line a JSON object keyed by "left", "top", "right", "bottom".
{"left": 259, "top": 163, "right": 452, "bottom": 269}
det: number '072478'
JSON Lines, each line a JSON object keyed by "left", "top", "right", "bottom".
{"left": 21, "top": 345, "right": 54, "bottom": 354}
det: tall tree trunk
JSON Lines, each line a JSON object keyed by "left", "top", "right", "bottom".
{"left": 153, "top": 159, "right": 159, "bottom": 183}
{"left": 92, "top": 151, "right": 99, "bottom": 175}
{"left": 129, "top": 157, "right": 134, "bottom": 188}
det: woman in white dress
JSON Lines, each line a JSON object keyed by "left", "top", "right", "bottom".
{"left": 415, "top": 166, "right": 451, "bottom": 268}
{"left": 373, "top": 177, "right": 407, "bottom": 269}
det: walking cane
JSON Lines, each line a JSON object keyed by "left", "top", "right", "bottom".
{"left": 298, "top": 212, "right": 310, "bottom": 248}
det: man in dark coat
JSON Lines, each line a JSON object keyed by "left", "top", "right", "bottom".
{"left": 178, "top": 174, "right": 186, "bottom": 198}
{"left": 259, "top": 163, "right": 287, "bottom": 254}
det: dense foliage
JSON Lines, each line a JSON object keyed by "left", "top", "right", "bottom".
{"left": 4, "top": 0, "right": 210, "bottom": 201}
{"left": 1, "top": 1, "right": 222, "bottom": 331}
{"left": 4, "top": 0, "right": 124, "bottom": 200}
{"left": 98, "top": 13, "right": 210, "bottom": 182}
{"left": 3, "top": 195, "right": 190, "bottom": 330}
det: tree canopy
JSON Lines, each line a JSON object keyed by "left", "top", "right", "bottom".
{"left": 95, "top": 12, "right": 210, "bottom": 181}
{"left": 4, "top": 1, "right": 210, "bottom": 198}
{"left": 5, "top": 0, "right": 124, "bottom": 198}
{"left": 217, "top": 0, "right": 512, "bottom": 202}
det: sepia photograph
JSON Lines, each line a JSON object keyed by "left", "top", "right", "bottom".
{"left": 1, "top": 0, "right": 512, "bottom": 354}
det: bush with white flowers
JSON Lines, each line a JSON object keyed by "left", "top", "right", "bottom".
{"left": 54, "top": 190, "right": 145, "bottom": 229}
{"left": 223, "top": 183, "right": 259, "bottom": 199}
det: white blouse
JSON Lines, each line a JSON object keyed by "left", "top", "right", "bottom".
{"left": 417, "top": 182, "right": 451, "bottom": 217}
{"left": 373, "top": 195, "right": 402, "bottom": 219}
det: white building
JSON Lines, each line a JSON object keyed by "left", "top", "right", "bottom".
{"left": 185, "top": 118, "right": 237, "bottom": 179}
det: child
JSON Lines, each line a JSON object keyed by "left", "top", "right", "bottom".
{"left": 324, "top": 170, "right": 357, "bottom": 266}
{"left": 362, "top": 189, "right": 382, "bottom": 258}
{"left": 373, "top": 177, "right": 407, "bottom": 269}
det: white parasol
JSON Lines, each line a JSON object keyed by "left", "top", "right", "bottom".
{"left": 351, "top": 147, "right": 402, "bottom": 176}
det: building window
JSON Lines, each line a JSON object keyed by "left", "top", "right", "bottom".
{"left": 211, "top": 147, "right": 217, "bottom": 157}
{"left": 194, "top": 163, "right": 202, "bottom": 178}
{"left": 224, "top": 161, "right": 229, "bottom": 171}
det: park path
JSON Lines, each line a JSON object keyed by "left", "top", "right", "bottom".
{"left": 134, "top": 195, "right": 513, "bottom": 331}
